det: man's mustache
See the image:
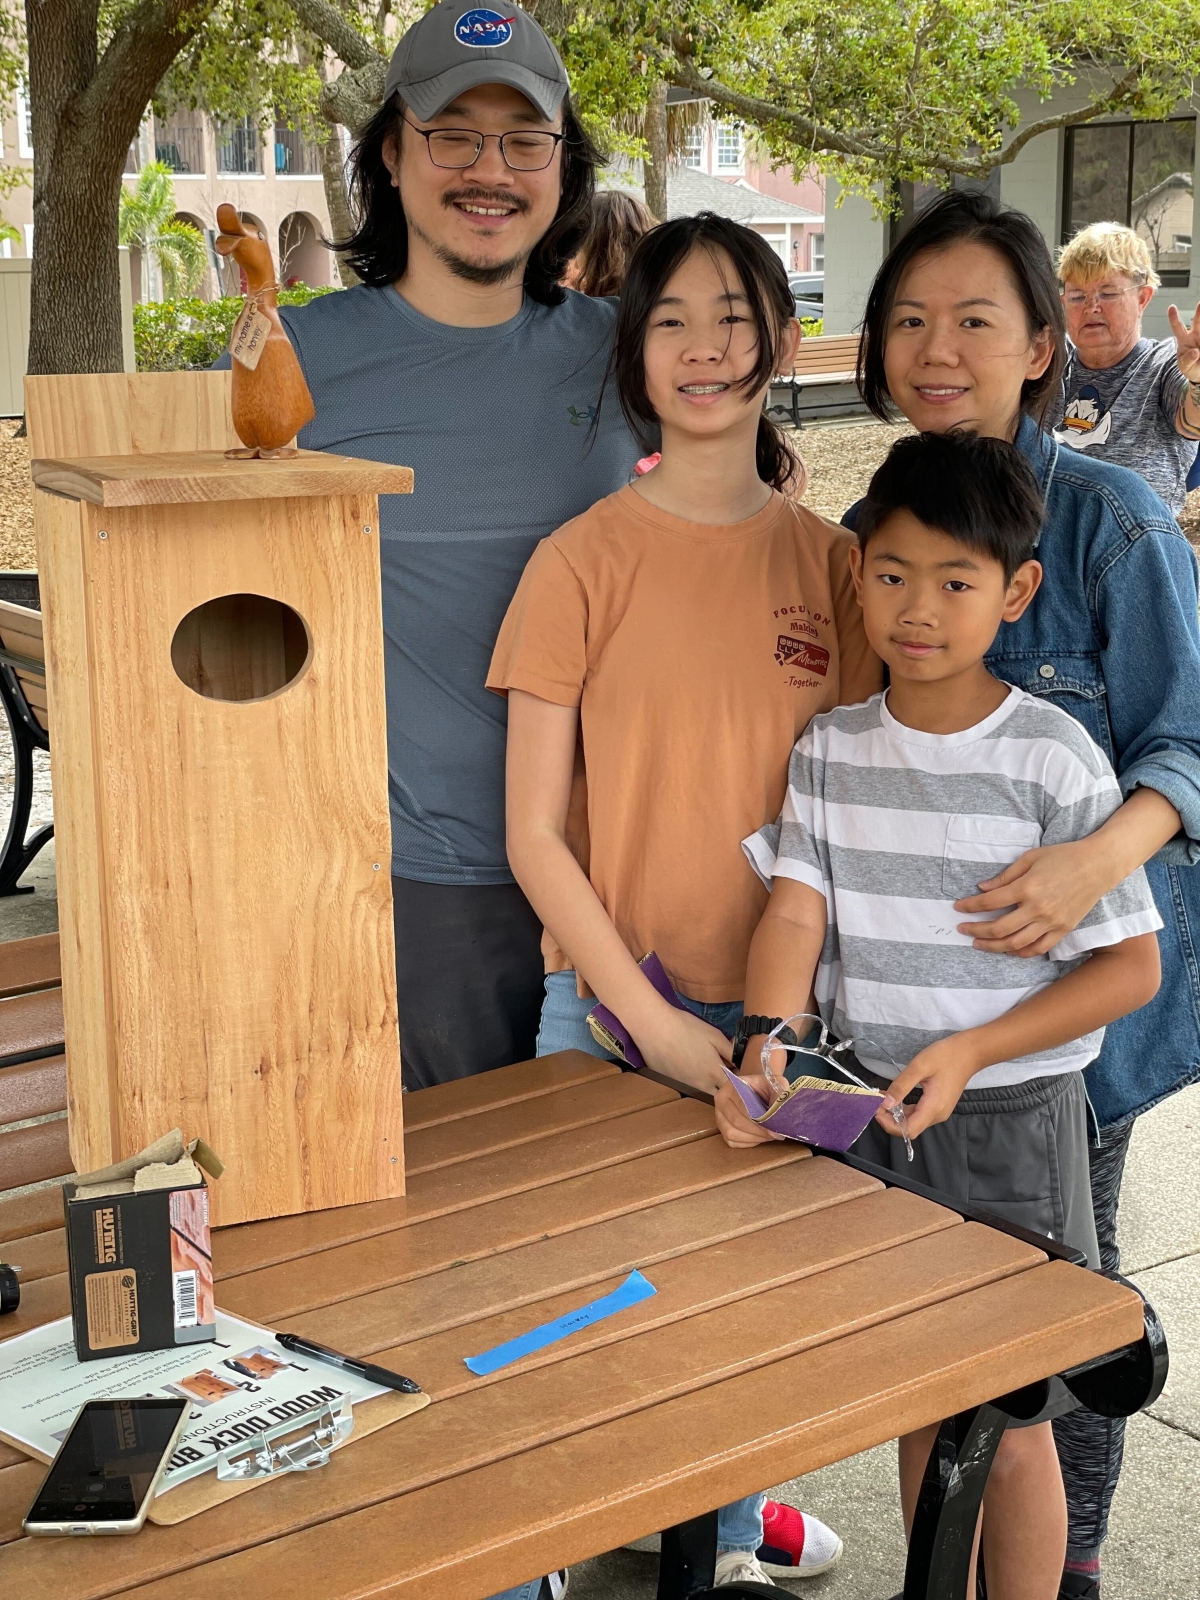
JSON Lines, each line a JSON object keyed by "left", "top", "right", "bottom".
{"left": 442, "top": 187, "right": 531, "bottom": 215}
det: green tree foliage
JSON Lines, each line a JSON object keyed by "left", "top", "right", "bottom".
{"left": 118, "top": 162, "right": 208, "bottom": 299}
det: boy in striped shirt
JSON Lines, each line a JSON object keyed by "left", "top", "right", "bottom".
{"left": 718, "top": 431, "right": 1161, "bottom": 1600}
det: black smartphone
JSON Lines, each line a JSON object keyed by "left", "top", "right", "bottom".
{"left": 23, "top": 1397, "right": 190, "bottom": 1536}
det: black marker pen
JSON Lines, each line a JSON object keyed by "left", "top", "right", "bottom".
{"left": 276, "top": 1332, "right": 422, "bottom": 1395}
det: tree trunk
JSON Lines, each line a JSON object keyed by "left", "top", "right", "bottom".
{"left": 642, "top": 81, "right": 669, "bottom": 223}
{"left": 320, "top": 124, "right": 360, "bottom": 287}
{"left": 25, "top": 0, "right": 214, "bottom": 376}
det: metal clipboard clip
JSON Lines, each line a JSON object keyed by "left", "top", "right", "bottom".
{"left": 215, "top": 1396, "right": 354, "bottom": 1481}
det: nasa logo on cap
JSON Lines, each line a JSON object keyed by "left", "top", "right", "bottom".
{"left": 454, "top": 9, "right": 516, "bottom": 47}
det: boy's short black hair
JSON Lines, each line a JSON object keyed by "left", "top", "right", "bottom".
{"left": 857, "top": 431, "right": 1044, "bottom": 582}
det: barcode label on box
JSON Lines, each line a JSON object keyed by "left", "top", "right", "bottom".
{"left": 173, "top": 1270, "right": 199, "bottom": 1329}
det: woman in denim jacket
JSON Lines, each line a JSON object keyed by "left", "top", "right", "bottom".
{"left": 843, "top": 190, "right": 1200, "bottom": 1600}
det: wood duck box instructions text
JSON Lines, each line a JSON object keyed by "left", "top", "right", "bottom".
{"left": 26, "top": 373, "right": 413, "bottom": 1228}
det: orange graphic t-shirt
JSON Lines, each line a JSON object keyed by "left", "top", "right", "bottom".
{"left": 487, "top": 485, "right": 882, "bottom": 1001}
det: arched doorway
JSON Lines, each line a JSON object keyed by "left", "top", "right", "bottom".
{"left": 278, "top": 212, "right": 331, "bottom": 289}
{"left": 173, "top": 210, "right": 214, "bottom": 300}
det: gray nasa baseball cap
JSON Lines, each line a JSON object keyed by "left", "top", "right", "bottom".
{"left": 384, "top": 2, "right": 570, "bottom": 123}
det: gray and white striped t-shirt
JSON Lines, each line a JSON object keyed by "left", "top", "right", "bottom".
{"left": 743, "top": 686, "right": 1162, "bottom": 1089}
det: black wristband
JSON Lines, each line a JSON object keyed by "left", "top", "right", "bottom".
{"left": 731, "top": 1016, "right": 796, "bottom": 1069}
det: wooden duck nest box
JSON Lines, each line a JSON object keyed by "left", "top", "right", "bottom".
{"left": 26, "top": 372, "right": 413, "bottom": 1228}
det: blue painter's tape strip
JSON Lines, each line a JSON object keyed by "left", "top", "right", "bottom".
{"left": 463, "top": 1270, "right": 658, "bottom": 1376}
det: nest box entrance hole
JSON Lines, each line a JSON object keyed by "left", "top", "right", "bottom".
{"left": 171, "top": 593, "right": 311, "bottom": 702}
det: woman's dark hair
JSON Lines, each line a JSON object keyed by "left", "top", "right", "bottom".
{"left": 570, "top": 191, "right": 657, "bottom": 297}
{"left": 337, "top": 92, "right": 603, "bottom": 304}
{"left": 857, "top": 189, "right": 1066, "bottom": 427}
{"left": 608, "top": 212, "right": 800, "bottom": 493}
{"left": 857, "top": 431, "right": 1044, "bottom": 582}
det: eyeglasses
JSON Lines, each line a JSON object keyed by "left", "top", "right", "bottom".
{"left": 762, "top": 1012, "right": 914, "bottom": 1161}
{"left": 403, "top": 117, "right": 564, "bottom": 172}
{"left": 1061, "top": 286, "right": 1140, "bottom": 308}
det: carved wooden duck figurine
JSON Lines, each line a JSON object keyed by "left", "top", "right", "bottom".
{"left": 215, "top": 203, "right": 315, "bottom": 458}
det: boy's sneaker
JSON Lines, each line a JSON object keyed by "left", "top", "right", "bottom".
{"left": 714, "top": 1550, "right": 778, "bottom": 1588}
{"left": 538, "top": 1572, "right": 569, "bottom": 1600}
{"left": 755, "top": 1500, "right": 844, "bottom": 1577}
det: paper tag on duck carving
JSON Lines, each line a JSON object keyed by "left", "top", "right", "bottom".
{"left": 230, "top": 302, "right": 272, "bottom": 371}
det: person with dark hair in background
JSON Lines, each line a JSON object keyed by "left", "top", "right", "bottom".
{"left": 215, "top": 3, "right": 641, "bottom": 1095}
{"left": 564, "top": 190, "right": 657, "bottom": 297}
{"left": 846, "top": 189, "right": 1200, "bottom": 1600}
{"left": 490, "top": 212, "right": 880, "bottom": 1586}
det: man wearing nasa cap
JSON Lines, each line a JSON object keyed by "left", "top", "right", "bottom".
{"left": 247, "top": 4, "right": 636, "bottom": 1099}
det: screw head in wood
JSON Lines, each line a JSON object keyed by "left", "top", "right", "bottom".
{"left": 373, "top": 863, "right": 380, "bottom": 870}
{"left": 98, "top": 529, "right": 108, "bottom": 540}
{"left": 363, "top": 525, "right": 372, "bottom": 534}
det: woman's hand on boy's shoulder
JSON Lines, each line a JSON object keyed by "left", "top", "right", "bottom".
{"left": 875, "top": 1038, "right": 980, "bottom": 1140}
{"left": 715, "top": 1072, "right": 784, "bottom": 1148}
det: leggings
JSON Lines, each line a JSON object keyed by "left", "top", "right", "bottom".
{"left": 1052, "top": 1115, "right": 1137, "bottom": 1559}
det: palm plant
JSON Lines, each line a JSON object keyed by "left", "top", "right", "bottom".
{"left": 118, "top": 162, "right": 208, "bottom": 300}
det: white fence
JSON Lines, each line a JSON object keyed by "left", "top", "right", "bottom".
{"left": 0, "top": 249, "right": 135, "bottom": 415}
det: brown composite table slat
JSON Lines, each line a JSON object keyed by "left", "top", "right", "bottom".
{"left": 0, "top": 990, "right": 64, "bottom": 1065}
{"left": 0, "top": 1056, "right": 67, "bottom": 1124}
{"left": 219, "top": 1148, "right": 833, "bottom": 1331}
{"left": 213, "top": 1097, "right": 717, "bottom": 1277}
{"left": 0, "top": 1226, "right": 65, "bottom": 1283}
{"left": 402, "top": 1052, "right": 619, "bottom": 1132}
{"left": 405, "top": 1074, "right": 676, "bottom": 1176}
{"left": 0, "top": 937, "right": 61, "bottom": 999}
{"left": 0, "top": 1119, "right": 71, "bottom": 1191}
{"left": 0, "top": 1183, "right": 65, "bottom": 1244}
{"left": 0, "top": 1060, "right": 1147, "bottom": 1600}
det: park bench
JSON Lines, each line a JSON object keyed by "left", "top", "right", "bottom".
{"left": 0, "top": 934, "right": 69, "bottom": 1199}
{"left": 0, "top": 1001, "right": 1167, "bottom": 1600}
{"left": 767, "top": 332, "right": 862, "bottom": 428}
{"left": 0, "top": 599, "right": 51, "bottom": 896}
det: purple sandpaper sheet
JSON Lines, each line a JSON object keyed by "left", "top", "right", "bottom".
{"left": 722, "top": 1067, "right": 883, "bottom": 1152}
{"left": 587, "top": 952, "right": 687, "bottom": 1069}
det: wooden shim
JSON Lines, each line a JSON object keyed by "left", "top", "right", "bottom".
{"left": 405, "top": 1075, "right": 676, "bottom": 1176}
{"left": 0, "top": 1183, "right": 66, "bottom": 1244}
{"left": 264, "top": 1158, "right": 881, "bottom": 1355}
{"left": 212, "top": 1099, "right": 715, "bottom": 1279}
{"left": 0, "top": 935, "right": 60, "bottom": 999}
{"left": 402, "top": 1054, "right": 619, "bottom": 1133}
{"left": 25, "top": 372, "right": 240, "bottom": 458}
{"left": 31, "top": 452, "right": 414, "bottom": 509}
{"left": 0, "top": 1118, "right": 71, "bottom": 1191}
{"left": 0, "top": 1241, "right": 1120, "bottom": 1600}
{"left": 0, "top": 1056, "right": 67, "bottom": 1123}
{"left": 0, "top": 989, "right": 64, "bottom": 1064}
{"left": 213, "top": 1138, "right": 805, "bottom": 1318}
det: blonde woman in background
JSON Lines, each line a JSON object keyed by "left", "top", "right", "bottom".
{"left": 1051, "top": 221, "right": 1200, "bottom": 511}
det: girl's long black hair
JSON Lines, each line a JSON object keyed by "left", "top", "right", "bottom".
{"left": 608, "top": 212, "right": 800, "bottom": 493}
{"left": 336, "top": 92, "right": 603, "bottom": 305}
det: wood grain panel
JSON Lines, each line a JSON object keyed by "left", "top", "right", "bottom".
{"left": 0, "top": 1183, "right": 66, "bottom": 1243}
{"left": 25, "top": 372, "right": 239, "bottom": 458}
{"left": 0, "top": 1118, "right": 70, "bottom": 1190}
{"left": 0, "top": 1225, "right": 66, "bottom": 1282}
{"left": 67, "top": 489, "right": 401, "bottom": 1226}
{"left": 405, "top": 1075, "right": 675, "bottom": 1176}
{"left": 212, "top": 1099, "right": 716, "bottom": 1278}
{"left": 213, "top": 1137, "right": 804, "bottom": 1314}
{"left": 265, "top": 1158, "right": 881, "bottom": 1353}
{"left": 0, "top": 1056, "right": 67, "bottom": 1123}
{"left": 34, "top": 487, "right": 120, "bottom": 1173}
{"left": 0, "top": 1249, "right": 1134, "bottom": 1600}
{"left": 31, "top": 451, "right": 414, "bottom": 509}
{"left": 0, "top": 989, "right": 64, "bottom": 1064}
{"left": 0, "top": 935, "right": 60, "bottom": 999}
{"left": 402, "top": 1053, "right": 619, "bottom": 1132}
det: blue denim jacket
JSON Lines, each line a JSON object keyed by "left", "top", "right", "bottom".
{"left": 846, "top": 415, "right": 1200, "bottom": 1125}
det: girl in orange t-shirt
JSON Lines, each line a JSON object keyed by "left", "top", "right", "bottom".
{"left": 490, "top": 214, "right": 880, "bottom": 1100}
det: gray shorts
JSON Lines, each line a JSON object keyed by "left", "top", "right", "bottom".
{"left": 852, "top": 1068, "right": 1101, "bottom": 1271}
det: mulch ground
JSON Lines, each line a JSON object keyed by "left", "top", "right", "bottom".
{"left": 1, "top": 415, "right": 1197, "bottom": 569}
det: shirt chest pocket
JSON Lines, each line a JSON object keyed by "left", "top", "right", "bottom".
{"left": 942, "top": 815, "right": 1043, "bottom": 899}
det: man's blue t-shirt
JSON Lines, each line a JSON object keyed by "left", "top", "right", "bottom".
{"left": 271, "top": 285, "right": 637, "bottom": 884}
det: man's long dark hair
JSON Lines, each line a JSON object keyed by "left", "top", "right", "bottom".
{"left": 337, "top": 92, "right": 602, "bottom": 304}
{"left": 607, "top": 212, "right": 800, "bottom": 493}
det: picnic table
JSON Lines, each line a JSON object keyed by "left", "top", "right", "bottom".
{"left": 0, "top": 1054, "right": 1165, "bottom": 1600}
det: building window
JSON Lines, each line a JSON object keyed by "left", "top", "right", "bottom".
{"left": 155, "top": 115, "right": 206, "bottom": 176}
{"left": 810, "top": 233, "right": 825, "bottom": 272}
{"left": 274, "top": 123, "right": 322, "bottom": 176}
{"left": 16, "top": 83, "right": 32, "bottom": 158}
{"left": 217, "top": 117, "right": 262, "bottom": 176}
{"left": 1063, "top": 118, "right": 1196, "bottom": 286}
{"left": 715, "top": 124, "right": 743, "bottom": 171}
{"left": 682, "top": 126, "right": 704, "bottom": 170}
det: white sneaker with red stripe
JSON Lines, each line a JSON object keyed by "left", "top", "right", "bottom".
{"left": 755, "top": 1500, "right": 844, "bottom": 1577}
